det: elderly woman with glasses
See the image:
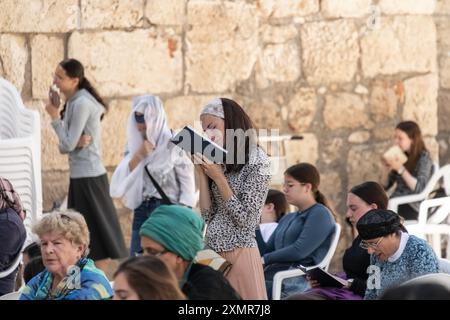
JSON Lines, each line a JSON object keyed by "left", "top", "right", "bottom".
{"left": 356, "top": 209, "right": 439, "bottom": 300}
{"left": 20, "top": 211, "right": 113, "bottom": 300}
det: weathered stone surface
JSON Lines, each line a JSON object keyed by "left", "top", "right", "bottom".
{"left": 321, "top": 0, "right": 372, "bottom": 18}
{"left": 41, "top": 170, "right": 70, "bottom": 211}
{"left": 244, "top": 99, "right": 282, "bottom": 130}
{"left": 379, "top": 0, "right": 435, "bottom": 14}
{"left": 256, "top": 42, "right": 301, "bottom": 87}
{"left": 0, "top": 0, "right": 78, "bottom": 32}
{"left": 347, "top": 144, "right": 388, "bottom": 189}
{"left": 0, "top": 35, "right": 28, "bottom": 95}
{"left": 101, "top": 100, "right": 132, "bottom": 167}
{"left": 285, "top": 133, "right": 318, "bottom": 166}
{"left": 322, "top": 138, "right": 344, "bottom": 165}
{"left": 348, "top": 131, "right": 370, "bottom": 144}
{"left": 354, "top": 85, "right": 369, "bottom": 95}
{"left": 403, "top": 74, "right": 439, "bottom": 136}
{"left": 424, "top": 137, "right": 439, "bottom": 162}
{"left": 31, "top": 35, "right": 64, "bottom": 99}
{"left": 436, "top": 0, "right": 450, "bottom": 14}
{"left": 24, "top": 100, "right": 69, "bottom": 172}
{"left": 372, "top": 125, "right": 395, "bottom": 141}
{"left": 68, "top": 30, "right": 183, "bottom": 97}
{"left": 370, "top": 83, "right": 398, "bottom": 122}
{"left": 361, "top": 16, "right": 437, "bottom": 77}
{"left": 261, "top": 25, "right": 298, "bottom": 43}
{"left": 186, "top": 1, "right": 259, "bottom": 92}
{"left": 301, "top": 20, "right": 359, "bottom": 85}
{"left": 320, "top": 171, "right": 342, "bottom": 214}
{"left": 324, "top": 93, "right": 369, "bottom": 130}
{"left": 436, "top": 17, "right": 450, "bottom": 53}
{"left": 257, "top": 0, "right": 319, "bottom": 18}
{"left": 146, "top": 0, "right": 186, "bottom": 25}
{"left": 81, "top": 0, "right": 144, "bottom": 29}
{"left": 164, "top": 95, "right": 216, "bottom": 131}
{"left": 440, "top": 56, "right": 450, "bottom": 89}
{"left": 438, "top": 90, "right": 450, "bottom": 133}
{"left": 286, "top": 88, "right": 317, "bottom": 132}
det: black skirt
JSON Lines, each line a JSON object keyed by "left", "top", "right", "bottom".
{"left": 68, "top": 174, "right": 128, "bottom": 261}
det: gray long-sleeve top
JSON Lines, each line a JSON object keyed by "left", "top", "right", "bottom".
{"left": 262, "top": 203, "right": 335, "bottom": 266}
{"left": 51, "top": 89, "right": 106, "bottom": 178}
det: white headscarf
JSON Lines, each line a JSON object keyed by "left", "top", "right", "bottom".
{"left": 200, "top": 98, "right": 225, "bottom": 119}
{"left": 110, "top": 95, "right": 176, "bottom": 209}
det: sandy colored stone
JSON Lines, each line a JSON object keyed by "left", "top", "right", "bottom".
{"left": 286, "top": 88, "right": 317, "bottom": 132}
{"left": 370, "top": 83, "right": 398, "bottom": 122}
{"left": 440, "top": 56, "right": 450, "bottom": 89}
{"left": 244, "top": 99, "right": 282, "bottom": 130}
{"left": 436, "top": 17, "right": 450, "bottom": 53}
{"left": 321, "top": 0, "right": 372, "bottom": 18}
{"left": 301, "top": 20, "right": 359, "bottom": 85}
{"left": 262, "top": 25, "right": 298, "bottom": 43}
{"left": 354, "top": 85, "right": 369, "bottom": 95}
{"left": 146, "top": 0, "right": 186, "bottom": 25}
{"left": 257, "top": 0, "right": 319, "bottom": 18}
{"left": 438, "top": 91, "right": 450, "bottom": 133}
{"left": 322, "top": 138, "right": 344, "bottom": 165}
{"left": 81, "top": 0, "right": 144, "bottom": 29}
{"left": 324, "top": 93, "right": 369, "bottom": 130}
{"left": 285, "top": 133, "right": 318, "bottom": 166}
{"left": 348, "top": 131, "right": 370, "bottom": 144}
{"left": 320, "top": 171, "right": 342, "bottom": 214}
{"left": 372, "top": 125, "right": 394, "bottom": 142}
{"left": 68, "top": 30, "right": 182, "bottom": 97}
{"left": 379, "top": 0, "right": 435, "bottom": 14}
{"left": 256, "top": 42, "right": 301, "bottom": 87}
{"left": 164, "top": 95, "right": 217, "bottom": 131}
{"left": 41, "top": 170, "right": 70, "bottom": 211}
{"left": 424, "top": 137, "right": 440, "bottom": 163}
{"left": 31, "top": 35, "right": 64, "bottom": 99}
{"left": 101, "top": 100, "right": 132, "bottom": 168}
{"left": 361, "top": 16, "right": 436, "bottom": 77}
{"left": 0, "top": 35, "right": 28, "bottom": 95}
{"left": 186, "top": 1, "right": 259, "bottom": 92}
{"left": 436, "top": 0, "right": 450, "bottom": 14}
{"left": 347, "top": 144, "right": 388, "bottom": 189}
{"left": 0, "top": 0, "right": 78, "bottom": 32}
{"left": 403, "top": 74, "right": 439, "bottom": 136}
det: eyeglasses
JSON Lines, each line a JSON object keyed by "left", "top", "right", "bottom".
{"left": 359, "top": 237, "right": 383, "bottom": 250}
{"left": 134, "top": 112, "right": 145, "bottom": 124}
{"left": 135, "top": 249, "right": 168, "bottom": 257}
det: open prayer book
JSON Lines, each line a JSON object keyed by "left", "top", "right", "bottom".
{"left": 298, "top": 265, "right": 348, "bottom": 288}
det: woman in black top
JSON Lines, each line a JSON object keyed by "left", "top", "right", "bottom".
{"left": 287, "top": 181, "right": 388, "bottom": 300}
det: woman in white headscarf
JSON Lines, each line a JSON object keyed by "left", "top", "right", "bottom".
{"left": 110, "top": 95, "right": 197, "bottom": 256}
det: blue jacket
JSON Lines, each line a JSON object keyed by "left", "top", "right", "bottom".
{"left": 262, "top": 203, "right": 335, "bottom": 266}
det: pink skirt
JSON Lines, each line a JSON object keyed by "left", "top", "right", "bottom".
{"left": 219, "top": 247, "right": 267, "bottom": 300}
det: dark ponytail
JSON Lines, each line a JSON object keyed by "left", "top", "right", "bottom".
{"left": 58, "top": 59, "right": 108, "bottom": 121}
{"left": 285, "top": 163, "right": 337, "bottom": 221}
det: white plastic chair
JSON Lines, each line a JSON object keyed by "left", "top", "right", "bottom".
{"left": 406, "top": 196, "right": 450, "bottom": 258}
{"left": 0, "top": 291, "right": 21, "bottom": 300}
{"left": 0, "top": 77, "right": 43, "bottom": 245}
{"left": 388, "top": 163, "right": 450, "bottom": 219}
{"left": 272, "top": 223, "right": 341, "bottom": 300}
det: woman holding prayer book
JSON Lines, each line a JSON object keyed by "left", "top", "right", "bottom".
{"left": 381, "top": 121, "right": 433, "bottom": 221}
{"left": 194, "top": 98, "right": 271, "bottom": 300}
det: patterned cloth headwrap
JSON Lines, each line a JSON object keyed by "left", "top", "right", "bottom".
{"left": 0, "top": 177, "right": 25, "bottom": 217}
{"left": 200, "top": 98, "right": 225, "bottom": 119}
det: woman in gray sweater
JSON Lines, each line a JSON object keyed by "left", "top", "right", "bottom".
{"left": 45, "top": 59, "right": 127, "bottom": 271}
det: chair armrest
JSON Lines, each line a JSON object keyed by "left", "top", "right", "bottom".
{"left": 272, "top": 268, "right": 306, "bottom": 300}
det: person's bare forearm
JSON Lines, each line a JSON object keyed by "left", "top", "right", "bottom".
{"left": 214, "top": 176, "right": 234, "bottom": 201}
{"left": 128, "top": 153, "right": 144, "bottom": 172}
{"left": 198, "top": 170, "right": 212, "bottom": 210}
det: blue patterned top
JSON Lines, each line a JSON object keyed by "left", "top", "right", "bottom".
{"left": 364, "top": 234, "right": 439, "bottom": 300}
{"left": 20, "top": 258, "right": 112, "bottom": 300}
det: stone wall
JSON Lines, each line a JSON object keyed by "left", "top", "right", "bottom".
{"left": 1, "top": 0, "right": 446, "bottom": 270}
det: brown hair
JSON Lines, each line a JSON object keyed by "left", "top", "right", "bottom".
{"left": 265, "top": 189, "right": 289, "bottom": 222}
{"left": 59, "top": 59, "right": 107, "bottom": 121}
{"left": 114, "top": 256, "right": 186, "bottom": 300}
{"left": 350, "top": 181, "right": 388, "bottom": 210}
{"left": 396, "top": 121, "right": 427, "bottom": 172}
{"left": 285, "top": 163, "right": 336, "bottom": 221}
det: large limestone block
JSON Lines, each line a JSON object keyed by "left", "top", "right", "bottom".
{"left": 321, "top": 0, "right": 372, "bottom": 18}
{"left": 436, "top": 17, "right": 450, "bottom": 53}
{"left": 438, "top": 91, "right": 450, "bottom": 133}
{"left": 256, "top": 42, "right": 301, "bottom": 87}
{"left": 440, "top": 56, "right": 450, "bottom": 89}
{"left": 424, "top": 137, "right": 440, "bottom": 163}
{"left": 403, "top": 74, "right": 439, "bottom": 136}
{"left": 257, "top": 0, "right": 319, "bottom": 18}
{"left": 186, "top": 1, "right": 259, "bottom": 92}
{"left": 0, "top": 34, "right": 28, "bottom": 95}
{"left": 242, "top": 98, "right": 282, "bottom": 130}
{"left": 146, "top": 0, "right": 186, "bottom": 25}
{"left": 379, "top": 0, "right": 435, "bottom": 15}
{"left": 320, "top": 171, "right": 342, "bottom": 213}
{"left": 81, "top": 0, "right": 144, "bottom": 29}
{"left": 285, "top": 133, "right": 318, "bottom": 166}
{"left": 31, "top": 35, "right": 64, "bottom": 99}
{"left": 261, "top": 25, "right": 298, "bottom": 44}
{"left": 370, "top": 82, "right": 398, "bottom": 122}
{"left": 42, "top": 170, "right": 70, "bottom": 211}
{"left": 0, "top": 0, "right": 78, "bottom": 32}
{"left": 436, "top": 0, "right": 450, "bottom": 14}
{"left": 286, "top": 88, "right": 317, "bottom": 132}
{"left": 347, "top": 144, "right": 388, "bottom": 189}
{"left": 101, "top": 100, "right": 132, "bottom": 167}
{"left": 322, "top": 138, "right": 344, "bottom": 166}
{"left": 324, "top": 93, "right": 370, "bottom": 130}
{"left": 69, "top": 30, "right": 183, "bottom": 97}
{"left": 361, "top": 16, "right": 436, "bottom": 77}
{"left": 301, "top": 20, "right": 359, "bottom": 85}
